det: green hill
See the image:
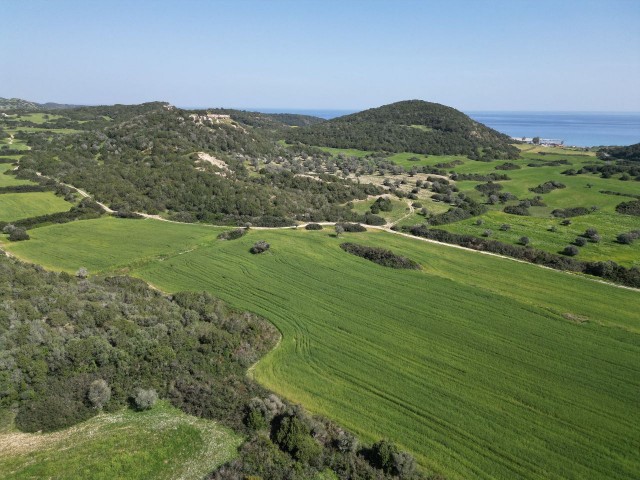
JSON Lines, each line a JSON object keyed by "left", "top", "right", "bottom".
{"left": 0, "top": 97, "right": 80, "bottom": 111}
{"left": 286, "top": 100, "right": 519, "bottom": 159}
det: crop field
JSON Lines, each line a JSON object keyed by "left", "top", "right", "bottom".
{"left": 0, "top": 192, "right": 73, "bottom": 223}
{"left": 0, "top": 402, "right": 241, "bottom": 480}
{"left": 4, "top": 217, "right": 639, "bottom": 480}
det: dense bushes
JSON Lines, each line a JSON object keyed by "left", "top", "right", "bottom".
{"left": 250, "top": 240, "right": 271, "bottom": 254}
{"left": 336, "top": 222, "right": 367, "bottom": 232}
{"left": 503, "top": 205, "right": 530, "bottom": 216}
{"left": 0, "top": 184, "right": 54, "bottom": 193}
{"left": 529, "top": 181, "right": 566, "bottom": 194}
{"left": 304, "top": 223, "right": 323, "bottom": 230}
{"left": 0, "top": 255, "right": 279, "bottom": 432}
{"left": 217, "top": 228, "right": 247, "bottom": 240}
{"left": 404, "top": 224, "right": 640, "bottom": 288}
{"left": 615, "top": 200, "right": 640, "bottom": 216}
{"left": 340, "top": 243, "right": 421, "bottom": 269}
{"left": 551, "top": 207, "right": 590, "bottom": 218}
{"left": 495, "top": 162, "right": 521, "bottom": 170}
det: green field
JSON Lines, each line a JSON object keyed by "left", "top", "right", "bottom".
{"left": 0, "top": 192, "right": 73, "bottom": 222}
{"left": 318, "top": 145, "right": 640, "bottom": 265}
{"left": 4, "top": 217, "right": 639, "bottom": 479}
{"left": 0, "top": 402, "right": 241, "bottom": 480}
{"left": 0, "top": 164, "right": 33, "bottom": 187}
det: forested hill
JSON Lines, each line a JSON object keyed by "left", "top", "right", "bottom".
{"left": 286, "top": 100, "right": 520, "bottom": 159}
{"left": 12, "top": 103, "right": 381, "bottom": 225}
{"left": 0, "top": 97, "right": 81, "bottom": 111}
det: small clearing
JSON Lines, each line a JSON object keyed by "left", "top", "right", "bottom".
{"left": 196, "top": 152, "right": 229, "bottom": 176}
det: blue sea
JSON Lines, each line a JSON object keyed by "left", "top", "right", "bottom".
{"left": 232, "top": 108, "right": 640, "bottom": 148}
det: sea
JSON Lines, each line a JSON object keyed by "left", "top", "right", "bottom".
{"left": 249, "top": 108, "right": 640, "bottom": 148}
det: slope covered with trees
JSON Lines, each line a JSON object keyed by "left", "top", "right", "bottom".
{"left": 286, "top": 100, "right": 520, "bottom": 159}
{"left": 11, "top": 103, "right": 380, "bottom": 225}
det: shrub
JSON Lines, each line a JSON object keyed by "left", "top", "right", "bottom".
{"left": 574, "top": 237, "right": 588, "bottom": 247}
{"left": 551, "top": 207, "right": 590, "bottom": 218}
{"left": 250, "top": 241, "right": 270, "bottom": 254}
{"left": 133, "top": 388, "right": 158, "bottom": 410}
{"left": 499, "top": 224, "right": 511, "bottom": 231}
{"left": 560, "top": 219, "right": 572, "bottom": 226}
{"left": 76, "top": 267, "right": 88, "bottom": 279}
{"left": 304, "top": 223, "right": 323, "bottom": 230}
{"left": 504, "top": 205, "right": 530, "bottom": 216}
{"left": 615, "top": 200, "right": 640, "bottom": 216}
{"left": 88, "top": 379, "right": 111, "bottom": 409}
{"left": 482, "top": 229, "right": 492, "bottom": 237}
{"left": 9, "top": 228, "right": 30, "bottom": 241}
{"left": 336, "top": 222, "right": 367, "bottom": 233}
{"left": 218, "top": 228, "right": 247, "bottom": 240}
{"left": 530, "top": 181, "right": 566, "bottom": 194}
{"left": 617, "top": 230, "right": 640, "bottom": 244}
{"left": 340, "top": 243, "right": 421, "bottom": 270}
{"left": 563, "top": 245, "right": 579, "bottom": 256}
{"left": 519, "top": 236, "right": 530, "bottom": 246}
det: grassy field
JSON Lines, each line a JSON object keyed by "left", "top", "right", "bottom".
{"left": 0, "top": 192, "right": 73, "bottom": 223}
{"left": 4, "top": 217, "right": 639, "bottom": 480}
{"left": 321, "top": 145, "right": 640, "bottom": 265}
{"left": 0, "top": 164, "right": 33, "bottom": 187}
{"left": 0, "top": 401, "right": 241, "bottom": 480}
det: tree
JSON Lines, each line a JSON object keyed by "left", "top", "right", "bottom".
{"left": 532, "top": 136, "right": 540, "bottom": 145}
{"left": 519, "top": 236, "right": 530, "bottom": 246}
{"left": 88, "top": 379, "right": 111, "bottom": 409}
{"left": 250, "top": 241, "right": 270, "bottom": 254}
{"left": 371, "top": 439, "right": 399, "bottom": 473}
{"left": 8, "top": 228, "right": 29, "bottom": 241}
{"left": 563, "top": 245, "right": 579, "bottom": 256}
{"left": 575, "top": 237, "right": 587, "bottom": 247}
{"left": 133, "top": 388, "right": 158, "bottom": 410}
{"left": 335, "top": 225, "right": 344, "bottom": 237}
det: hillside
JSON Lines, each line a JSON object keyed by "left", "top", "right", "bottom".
{"left": 0, "top": 97, "right": 80, "bottom": 111}
{"left": 598, "top": 142, "right": 640, "bottom": 161}
{"left": 286, "top": 100, "right": 520, "bottom": 159}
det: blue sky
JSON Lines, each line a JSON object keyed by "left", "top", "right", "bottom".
{"left": 2, "top": 0, "right": 639, "bottom": 111}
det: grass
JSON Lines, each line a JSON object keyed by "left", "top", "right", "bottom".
{"left": 4, "top": 217, "right": 639, "bottom": 480}
{"left": 0, "top": 192, "right": 73, "bottom": 223}
{"left": 321, "top": 144, "right": 640, "bottom": 265}
{"left": 0, "top": 401, "right": 242, "bottom": 480}
{"left": 0, "top": 164, "right": 34, "bottom": 187}
{"left": 350, "top": 197, "right": 412, "bottom": 224}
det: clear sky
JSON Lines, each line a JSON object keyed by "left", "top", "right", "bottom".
{"left": 2, "top": 0, "right": 639, "bottom": 111}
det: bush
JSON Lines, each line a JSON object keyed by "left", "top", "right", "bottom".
{"left": 563, "top": 245, "right": 579, "bottom": 256}
{"left": 133, "top": 388, "right": 158, "bottom": 410}
{"left": 615, "top": 200, "right": 640, "bottom": 216}
{"left": 552, "top": 207, "right": 590, "bottom": 218}
{"left": 499, "top": 224, "right": 511, "bottom": 231}
{"left": 305, "top": 223, "right": 323, "bottom": 230}
{"left": 519, "top": 236, "right": 530, "bottom": 246}
{"left": 88, "top": 379, "right": 111, "bottom": 409}
{"left": 336, "top": 222, "right": 367, "bottom": 232}
{"left": 250, "top": 241, "right": 270, "bottom": 254}
{"left": 504, "top": 205, "right": 530, "bottom": 216}
{"left": 482, "top": 229, "right": 492, "bottom": 237}
{"left": 9, "top": 228, "right": 29, "bottom": 241}
{"left": 218, "top": 228, "right": 247, "bottom": 240}
{"left": 530, "top": 181, "right": 566, "bottom": 194}
{"left": 574, "top": 237, "right": 588, "bottom": 247}
{"left": 617, "top": 230, "right": 640, "bottom": 244}
{"left": 340, "top": 243, "right": 421, "bottom": 270}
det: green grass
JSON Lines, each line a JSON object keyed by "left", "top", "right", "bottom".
{"left": 317, "top": 146, "right": 372, "bottom": 158}
{"left": 0, "top": 401, "right": 242, "bottom": 480}
{"left": 0, "top": 164, "right": 34, "bottom": 187}
{"left": 0, "top": 192, "right": 73, "bottom": 223}
{"left": 5, "top": 217, "right": 639, "bottom": 480}
{"left": 350, "top": 197, "right": 412, "bottom": 224}
{"left": 12, "top": 113, "right": 64, "bottom": 124}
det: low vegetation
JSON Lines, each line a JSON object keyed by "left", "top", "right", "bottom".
{"left": 340, "top": 242, "right": 421, "bottom": 269}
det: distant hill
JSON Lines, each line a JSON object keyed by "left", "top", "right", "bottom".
{"left": 205, "top": 108, "right": 325, "bottom": 129}
{"left": 0, "top": 97, "right": 81, "bottom": 111}
{"left": 286, "top": 100, "right": 519, "bottom": 159}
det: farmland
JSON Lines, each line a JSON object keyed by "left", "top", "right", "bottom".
{"left": 4, "top": 216, "right": 639, "bottom": 479}
{"left": 0, "top": 402, "right": 242, "bottom": 480}
{"left": 0, "top": 191, "right": 73, "bottom": 223}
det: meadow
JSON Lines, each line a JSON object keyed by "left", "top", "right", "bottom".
{"left": 0, "top": 164, "right": 33, "bottom": 187}
{"left": 320, "top": 145, "right": 640, "bottom": 266}
{"left": 4, "top": 217, "right": 639, "bottom": 479}
{"left": 0, "top": 401, "right": 241, "bottom": 480}
{"left": 0, "top": 191, "right": 73, "bottom": 223}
